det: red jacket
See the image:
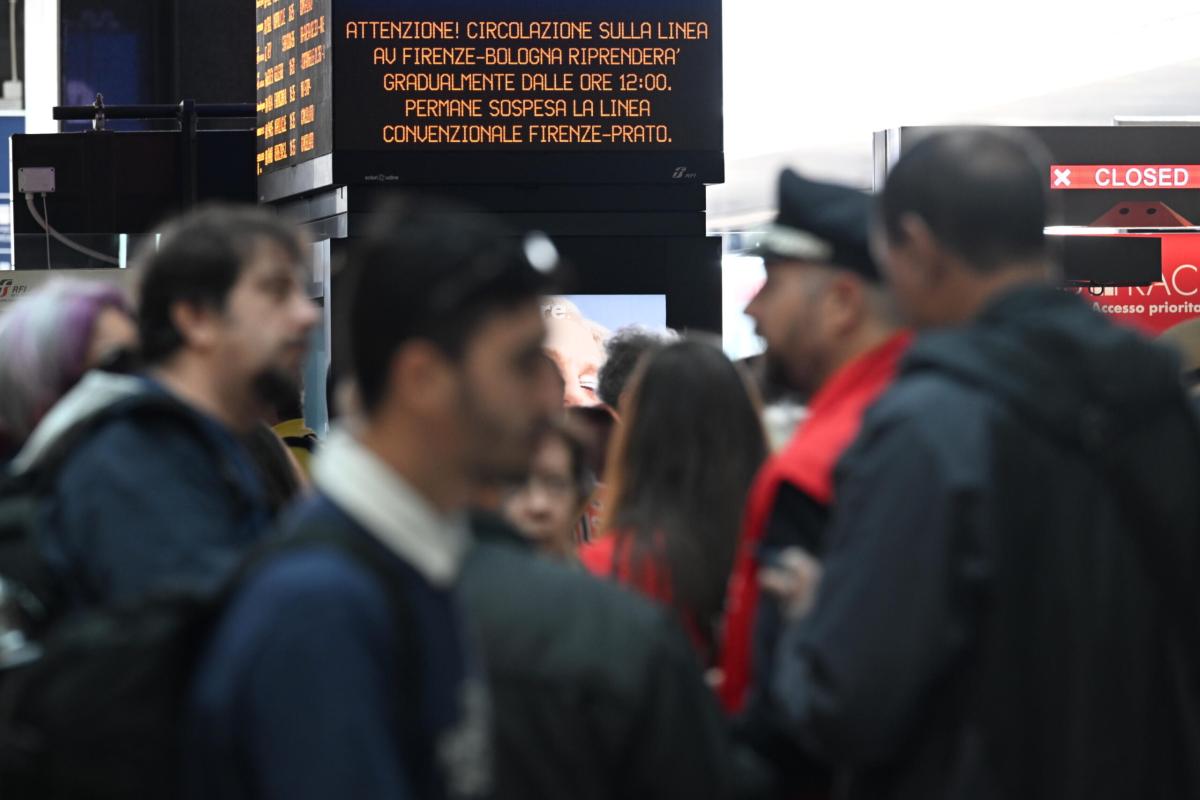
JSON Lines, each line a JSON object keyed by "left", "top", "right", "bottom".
{"left": 581, "top": 533, "right": 712, "bottom": 662}
{"left": 717, "top": 332, "right": 912, "bottom": 714}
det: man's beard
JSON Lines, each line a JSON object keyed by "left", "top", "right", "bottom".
{"left": 251, "top": 366, "right": 304, "bottom": 418}
{"left": 762, "top": 349, "right": 813, "bottom": 405}
{"left": 458, "top": 379, "right": 548, "bottom": 486}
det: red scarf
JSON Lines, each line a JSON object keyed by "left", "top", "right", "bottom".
{"left": 717, "top": 332, "right": 912, "bottom": 714}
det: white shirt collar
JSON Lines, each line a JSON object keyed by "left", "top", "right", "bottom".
{"left": 312, "top": 428, "right": 469, "bottom": 587}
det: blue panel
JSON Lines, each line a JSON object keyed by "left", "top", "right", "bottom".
{"left": 62, "top": 31, "right": 143, "bottom": 105}
{"left": 60, "top": 1, "right": 157, "bottom": 133}
{"left": 0, "top": 113, "right": 25, "bottom": 267}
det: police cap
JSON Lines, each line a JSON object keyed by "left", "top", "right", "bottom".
{"left": 756, "top": 169, "right": 880, "bottom": 281}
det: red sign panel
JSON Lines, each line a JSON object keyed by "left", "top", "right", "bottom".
{"left": 1071, "top": 234, "right": 1200, "bottom": 336}
{"left": 1050, "top": 164, "right": 1200, "bottom": 190}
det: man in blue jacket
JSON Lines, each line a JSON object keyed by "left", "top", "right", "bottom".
{"left": 185, "top": 199, "right": 560, "bottom": 799}
{"left": 15, "top": 205, "right": 319, "bottom": 607}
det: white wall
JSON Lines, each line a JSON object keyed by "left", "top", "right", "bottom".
{"left": 714, "top": 0, "right": 1200, "bottom": 224}
{"left": 24, "top": 0, "right": 58, "bottom": 134}
{"left": 723, "top": 0, "right": 1200, "bottom": 163}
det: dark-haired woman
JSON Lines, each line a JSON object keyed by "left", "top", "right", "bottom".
{"left": 581, "top": 339, "right": 768, "bottom": 664}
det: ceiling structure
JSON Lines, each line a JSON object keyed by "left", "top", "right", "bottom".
{"left": 710, "top": 2, "right": 1200, "bottom": 231}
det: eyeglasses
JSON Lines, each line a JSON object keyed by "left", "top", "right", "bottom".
{"left": 505, "top": 471, "right": 578, "bottom": 500}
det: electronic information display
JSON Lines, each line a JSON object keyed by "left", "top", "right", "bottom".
{"left": 256, "top": 0, "right": 333, "bottom": 176}
{"left": 256, "top": 0, "right": 722, "bottom": 185}
{"left": 1033, "top": 127, "right": 1200, "bottom": 227}
{"left": 894, "top": 126, "right": 1200, "bottom": 228}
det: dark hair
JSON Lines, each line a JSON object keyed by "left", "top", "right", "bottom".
{"left": 596, "top": 326, "right": 669, "bottom": 408}
{"left": 264, "top": 382, "right": 304, "bottom": 422}
{"left": 325, "top": 360, "right": 339, "bottom": 422}
{"left": 240, "top": 421, "right": 302, "bottom": 516}
{"left": 602, "top": 339, "right": 768, "bottom": 649}
{"left": 563, "top": 404, "right": 616, "bottom": 482}
{"left": 137, "top": 205, "right": 305, "bottom": 365}
{"left": 541, "top": 416, "right": 595, "bottom": 503}
{"left": 879, "top": 128, "right": 1052, "bottom": 272}
{"left": 345, "top": 196, "right": 558, "bottom": 414}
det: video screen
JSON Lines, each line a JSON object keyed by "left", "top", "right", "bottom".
{"left": 256, "top": 0, "right": 722, "bottom": 183}
{"left": 255, "top": 0, "right": 334, "bottom": 176}
{"left": 542, "top": 293, "right": 668, "bottom": 407}
{"left": 334, "top": 0, "right": 721, "bottom": 155}
{"left": 900, "top": 126, "right": 1200, "bottom": 228}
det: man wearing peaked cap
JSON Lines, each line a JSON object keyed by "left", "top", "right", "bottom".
{"left": 757, "top": 169, "right": 880, "bottom": 281}
{"left": 717, "top": 170, "right": 912, "bottom": 795}
{"left": 746, "top": 170, "right": 901, "bottom": 399}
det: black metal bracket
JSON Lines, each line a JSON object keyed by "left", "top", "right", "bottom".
{"left": 51, "top": 96, "right": 256, "bottom": 210}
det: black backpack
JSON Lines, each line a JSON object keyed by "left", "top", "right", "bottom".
{"left": 0, "top": 522, "right": 420, "bottom": 799}
{"left": 0, "top": 397, "right": 420, "bottom": 799}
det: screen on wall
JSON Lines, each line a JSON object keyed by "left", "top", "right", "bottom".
{"left": 898, "top": 126, "right": 1200, "bottom": 228}
{"left": 895, "top": 127, "right": 1200, "bottom": 335}
{"left": 256, "top": 0, "right": 722, "bottom": 187}
{"left": 1034, "top": 127, "right": 1200, "bottom": 227}
{"left": 542, "top": 293, "right": 668, "bottom": 407}
{"left": 334, "top": 3, "right": 721, "bottom": 154}
{"left": 256, "top": 0, "right": 334, "bottom": 176}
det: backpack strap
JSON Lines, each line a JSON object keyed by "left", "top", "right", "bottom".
{"left": 0, "top": 389, "right": 257, "bottom": 623}
{"left": 22, "top": 392, "right": 183, "bottom": 481}
{"left": 15, "top": 389, "right": 242, "bottom": 503}
{"left": 0, "top": 392, "right": 204, "bottom": 623}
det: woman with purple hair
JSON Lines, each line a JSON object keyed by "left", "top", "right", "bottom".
{"left": 0, "top": 279, "right": 137, "bottom": 460}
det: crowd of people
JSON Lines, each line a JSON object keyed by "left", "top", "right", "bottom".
{"left": 0, "top": 128, "right": 1196, "bottom": 799}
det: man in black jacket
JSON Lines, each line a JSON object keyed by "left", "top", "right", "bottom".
{"left": 768, "top": 129, "right": 1200, "bottom": 799}
{"left": 460, "top": 510, "right": 741, "bottom": 799}
{"left": 461, "top": 381, "right": 747, "bottom": 800}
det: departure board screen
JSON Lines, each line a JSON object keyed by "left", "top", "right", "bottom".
{"left": 257, "top": 0, "right": 722, "bottom": 184}
{"left": 334, "top": 0, "right": 721, "bottom": 154}
{"left": 256, "top": 0, "right": 333, "bottom": 176}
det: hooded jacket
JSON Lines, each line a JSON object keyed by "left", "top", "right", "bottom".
{"left": 771, "top": 285, "right": 1200, "bottom": 800}
{"left": 10, "top": 371, "right": 268, "bottom": 608}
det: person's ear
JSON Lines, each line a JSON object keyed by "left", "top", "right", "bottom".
{"left": 384, "top": 341, "right": 457, "bottom": 418}
{"left": 824, "top": 273, "right": 868, "bottom": 334}
{"left": 896, "top": 214, "right": 949, "bottom": 286}
{"left": 169, "top": 301, "right": 221, "bottom": 352}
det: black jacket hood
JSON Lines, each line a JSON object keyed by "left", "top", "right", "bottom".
{"left": 902, "top": 284, "right": 1185, "bottom": 450}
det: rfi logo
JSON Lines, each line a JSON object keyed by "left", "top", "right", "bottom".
{"left": 0, "top": 279, "right": 28, "bottom": 300}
